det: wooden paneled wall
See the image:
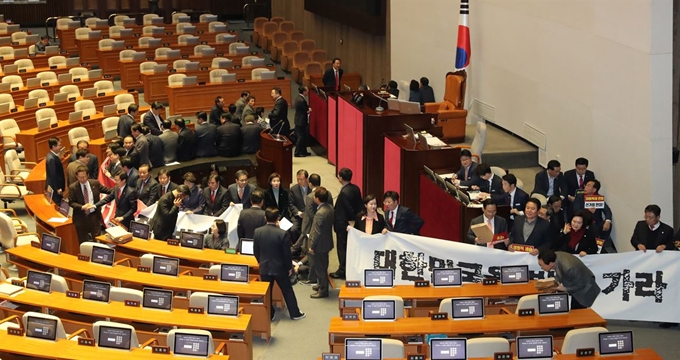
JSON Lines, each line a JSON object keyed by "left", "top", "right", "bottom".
{"left": 271, "top": 0, "right": 390, "bottom": 88}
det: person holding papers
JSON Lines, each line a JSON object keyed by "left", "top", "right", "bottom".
{"left": 537, "top": 248, "right": 600, "bottom": 309}
{"left": 264, "top": 172, "right": 291, "bottom": 220}
{"left": 353, "top": 194, "right": 387, "bottom": 235}
{"left": 508, "top": 198, "right": 553, "bottom": 255}
{"left": 204, "top": 219, "right": 229, "bottom": 250}
{"left": 553, "top": 210, "right": 598, "bottom": 256}
{"left": 466, "top": 199, "right": 508, "bottom": 249}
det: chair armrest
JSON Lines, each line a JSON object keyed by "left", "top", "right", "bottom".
{"left": 140, "top": 338, "right": 158, "bottom": 348}
{"left": 14, "top": 232, "right": 39, "bottom": 247}
{"left": 67, "top": 328, "right": 90, "bottom": 340}
{"left": 179, "top": 270, "right": 193, "bottom": 276}
{"left": 214, "top": 342, "right": 226, "bottom": 355}
{"left": 113, "top": 258, "right": 133, "bottom": 267}
{"left": 0, "top": 209, "right": 17, "bottom": 217}
{"left": 0, "top": 315, "right": 22, "bottom": 328}
{"left": 498, "top": 307, "right": 512, "bottom": 314}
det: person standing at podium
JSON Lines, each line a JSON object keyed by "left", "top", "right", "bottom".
{"left": 268, "top": 87, "right": 290, "bottom": 138}
{"left": 322, "top": 58, "right": 343, "bottom": 90}
{"left": 68, "top": 166, "right": 112, "bottom": 243}
{"left": 294, "top": 86, "right": 312, "bottom": 157}
{"left": 46, "top": 137, "right": 65, "bottom": 203}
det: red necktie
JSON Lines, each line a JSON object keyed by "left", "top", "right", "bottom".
{"left": 211, "top": 190, "right": 216, "bottom": 203}
{"left": 578, "top": 175, "right": 584, "bottom": 189}
{"left": 335, "top": 70, "right": 339, "bottom": 91}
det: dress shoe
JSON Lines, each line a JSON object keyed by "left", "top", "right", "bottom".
{"left": 312, "top": 285, "right": 319, "bottom": 291}
{"left": 329, "top": 272, "right": 345, "bottom": 279}
{"left": 310, "top": 292, "right": 329, "bottom": 299}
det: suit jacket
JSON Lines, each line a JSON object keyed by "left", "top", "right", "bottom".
{"left": 354, "top": 213, "right": 386, "bottom": 235}
{"left": 151, "top": 191, "right": 180, "bottom": 240}
{"left": 234, "top": 97, "right": 246, "bottom": 120}
{"left": 241, "top": 123, "right": 261, "bottom": 154}
{"left": 630, "top": 220, "right": 675, "bottom": 251}
{"left": 124, "top": 147, "right": 140, "bottom": 169}
{"left": 209, "top": 104, "right": 224, "bottom": 126}
{"left": 159, "top": 130, "right": 178, "bottom": 163}
{"left": 509, "top": 216, "right": 553, "bottom": 249}
{"left": 68, "top": 154, "right": 98, "bottom": 179}
{"left": 125, "top": 168, "right": 139, "bottom": 191}
{"left": 136, "top": 178, "right": 159, "bottom": 206}
{"left": 156, "top": 181, "right": 178, "bottom": 200}
{"left": 215, "top": 122, "right": 242, "bottom": 157}
{"left": 46, "top": 151, "right": 65, "bottom": 198}
{"left": 117, "top": 113, "right": 135, "bottom": 139}
{"left": 553, "top": 226, "right": 598, "bottom": 255}
{"left": 237, "top": 206, "right": 266, "bottom": 239}
{"left": 146, "top": 133, "right": 165, "bottom": 168}
{"left": 456, "top": 162, "right": 479, "bottom": 184}
{"left": 254, "top": 223, "right": 292, "bottom": 276}
{"left": 532, "top": 170, "right": 566, "bottom": 198}
{"left": 334, "top": 183, "right": 363, "bottom": 232}
{"left": 268, "top": 97, "right": 290, "bottom": 137}
{"left": 68, "top": 180, "right": 112, "bottom": 224}
{"left": 309, "top": 202, "right": 335, "bottom": 253}
{"left": 142, "top": 111, "right": 163, "bottom": 135}
{"left": 288, "top": 184, "right": 309, "bottom": 219}
{"left": 227, "top": 183, "right": 256, "bottom": 209}
{"left": 66, "top": 159, "right": 89, "bottom": 186}
{"left": 176, "top": 128, "right": 196, "bottom": 161}
{"left": 241, "top": 104, "right": 255, "bottom": 122}
{"left": 133, "top": 134, "right": 150, "bottom": 167}
{"left": 264, "top": 187, "right": 291, "bottom": 220}
{"left": 553, "top": 251, "right": 601, "bottom": 307}
{"left": 179, "top": 185, "right": 205, "bottom": 214}
{"left": 194, "top": 122, "right": 218, "bottom": 157}
{"left": 466, "top": 215, "right": 508, "bottom": 248}
{"left": 299, "top": 188, "right": 334, "bottom": 237}
{"left": 385, "top": 205, "right": 424, "bottom": 235}
{"left": 322, "top": 68, "right": 343, "bottom": 89}
{"left": 203, "top": 185, "right": 229, "bottom": 217}
{"left": 563, "top": 169, "right": 596, "bottom": 199}
{"left": 102, "top": 184, "right": 137, "bottom": 228}
{"left": 293, "top": 94, "right": 309, "bottom": 127}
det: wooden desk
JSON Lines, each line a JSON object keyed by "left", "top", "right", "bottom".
{"left": 22, "top": 194, "right": 78, "bottom": 255}
{"left": 337, "top": 282, "right": 540, "bottom": 316}
{"left": 166, "top": 78, "right": 291, "bottom": 116}
{"left": 0, "top": 329, "right": 232, "bottom": 359}
{"left": 327, "top": 309, "right": 606, "bottom": 356}
{"left": 7, "top": 245, "right": 272, "bottom": 341}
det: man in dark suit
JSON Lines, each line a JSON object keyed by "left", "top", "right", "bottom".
{"left": 453, "top": 149, "right": 479, "bottom": 186}
{"left": 419, "top": 77, "right": 436, "bottom": 104}
{"left": 46, "top": 137, "right": 65, "bottom": 203}
{"left": 120, "top": 157, "right": 138, "bottom": 191}
{"left": 308, "top": 187, "right": 335, "bottom": 298}
{"left": 241, "top": 115, "right": 261, "bottom": 155}
{"left": 99, "top": 171, "right": 137, "bottom": 228}
{"left": 466, "top": 199, "right": 508, "bottom": 249}
{"left": 293, "top": 86, "right": 311, "bottom": 157}
{"left": 630, "top": 204, "right": 675, "bottom": 253}
{"left": 203, "top": 174, "right": 230, "bottom": 217}
{"left": 215, "top": 113, "right": 242, "bottom": 157}
{"left": 228, "top": 170, "right": 256, "bottom": 209}
{"left": 493, "top": 173, "right": 529, "bottom": 229}
{"left": 209, "top": 96, "right": 225, "bottom": 126}
{"left": 151, "top": 185, "right": 190, "bottom": 240}
{"left": 142, "top": 101, "right": 164, "bottom": 135}
{"left": 322, "top": 58, "right": 343, "bottom": 90}
{"left": 175, "top": 118, "right": 196, "bottom": 161}
{"left": 136, "top": 164, "right": 158, "bottom": 206}
{"left": 68, "top": 166, "right": 112, "bottom": 243}
{"left": 237, "top": 190, "right": 266, "bottom": 240}
{"left": 145, "top": 127, "right": 165, "bottom": 169}
{"left": 563, "top": 157, "right": 596, "bottom": 217}
{"left": 268, "top": 87, "right": 290, "bottom": 138}
{"left": 122, "top": 136, "right": 140, "bottom": 169}
{"left": 383, "top": 190, "right": 424, "bottom": 235}
{"left": 68, "top": 140, "right": 98, "bottom": 179}
{"left": 254, "top": 207, "right": 306, "bottom": 320}
{"left": 193, "top": 111, "right": 217, "bottom": 158}
{"left": 330, "top": 168, "right": 363, "bottom": 279}
{"left": 156, "top": 168, "right": 178, "bottom": 199}
{"left": 116, "top": 104, "right": 138, "bottom": 139}
{"left": 532, "top": 159, "right": 565, "bottom": 199}
{"left": 159, "top": 120, "right": 178, "bottom": 164}
{"left": 509, "top": 198, "right": 554, "bottom": 254}
{"left": 295, "top": 174, "right": 334, "bottom": 260}
{"left": 472, "top": 163, "right": 503, "bottom": 196}
{"left": 538, "top": 248, "right": 601, "bottom": 309}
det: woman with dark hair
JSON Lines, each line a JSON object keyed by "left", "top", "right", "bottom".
{"left": 353, "top": 194, "right": 387, "bottom": 235}
{"left": 553, "top": 210, "right": 598, "bottom": 256}
{"left": 264, "top": 172, "right": 291, "bottom": 220}
{"left": 408, "top": 79, "right": 421, "bottom": 104}
{"left": 204, "top": 219, "right": 229, "bottom": 249}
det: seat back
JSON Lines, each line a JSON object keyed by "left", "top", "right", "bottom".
{"left": 93, "top": 321, "right": 140, "bottom": 348}
{"left": 119, "top": 49, "right": 136, "bottom": 60}
{"left": 0, "top": 119, "right": 19, "bottom": 148}
{"left": 94, "top": 80, "right": 115, "bottom": 94}
{"left": 470, "top": 121, "right": 486, "bottom": 162}
{"left": 98, "top": 38, "right": 115, "bottom": 50}
{"left": 60, "top": 85, "right": 81, "bottom": 97}
{"left": 109, "top": 25, "right": 125, "bottom": 38}
{"left": 28, "top": 89, "right": 50, "bottom": 103}
{"left": 37, "top": 71, "right": 58, "bottom": 85}
{"left": 167, "top": 329, "right": 215, "bottom": 355}
{"left": 22, "top": 312, "right": 67, "bottom": 339}
{"left": 36, "top": 108, "right": 58, "bottom": 127}
{"left": 363, "top": 295, "right": 404, "bottom": 318}
{"left": 515, "top": 294, "right": 539, "bottom": 314}
{"left": 74, "top": 100, "right": 96, "bottom": 117}
{"left": 173, "top": 59, "right": 189, "bottom": 70}
{"left": 11, "top": 32, "right": 27, "bottom": 44}
{"left": 110, "top": 287, "right": 143, "bottom": 303}
{"left": 210, "top": 69, "right": 228, "bottom": 83}
{"left": 168, "top": 73, "right": 187, "bottom": 86}
{"left": 382, "top": 339, "right": 405, "bottom": 358}
{"left": 75, "top": 28, "right": 92, "bottom": 40}
{"left": 0, "top": 94, "right": 15, "bottom": 109}
{"left": 289, "top": 31, "right": 305, "bottom": 42}
{"left": 1, "top": 75, "right": 22, "bottom": 87}
{"left": 251, "top": 68, "right": 267, "bottom": 80}
{"left": 69, "top": 67, "right": 89, "bottom": 80}
{"left": 241, "top": 56, "right": 258, "bottom": 66}
{"left": 68, "top": 127, "right": 91, "bottom": 149}
{"left": 561, "top": 327, "right": 608, "bottom": 354}
{"left": 14, "top": 59, "right": 34, "bottom": 71}
{"left": 48, "top": 56, "right": 67, "bottom": 68}
{"left": 468, "top": 338, "right": 511, "bottom": 358}
{"left": 299, "top": 39, "right": 315, "bottom": 52}
{"left": 140, "top": 61, "right": 158, "bottom": 74}
{"left": 279, "top": 21, "right": 295, "bottom": 33}
{"left": 114, "top": 15, "right": 129, "bottom": 26}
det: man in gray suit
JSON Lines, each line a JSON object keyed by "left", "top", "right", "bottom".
{"left": 538, "top": 248, "right": 601, "bottom": 309}
{"left": 466, "top": 199, "right": 508, "bottom": 249}
{"left": 308, "top": 187, "right": 335, "bottom": 299}
{"left": 158, "top": 120, "right": 178, "bottom": 164}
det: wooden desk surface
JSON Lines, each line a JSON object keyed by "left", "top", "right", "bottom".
{"left": 0, "top": 329, "right": 231, "bottom": 359}
{"left": 338, "top": 282, "right": 540, "bottom": 302}
{"left": 328, "top": 309, "right": 606, "bottom": 337}
{"left": 95, "top": 235, "right": 260, "bottom": 270}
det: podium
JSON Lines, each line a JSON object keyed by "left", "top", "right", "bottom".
{"left": 256, "top": 129, "right": 293, "bottom": 189}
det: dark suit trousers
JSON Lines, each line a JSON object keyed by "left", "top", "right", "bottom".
{"left": 335, "top": 230, "right": 348, "bottom": 273}
{"left": 312, "top": 251, "right": 329, "bottom": 294}
{"left": 294, "top": 124, "right": 308, "bottom": 156}
{"left": 261, "top": 273, "right": 302, "bottom": 318}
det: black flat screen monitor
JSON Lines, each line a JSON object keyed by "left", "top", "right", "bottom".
{"left": 26, "top": 270, "right": 52, "bottom": 293}
{"left": 82, "top": 279, "right": 111, "bottom": 303}
{"left": 173, "top": 332, "right": 210, "bottom": 357}
{"left": 345, "top": 338, "right": 382, "bottom": 360}
{"left": 207, "top": 294, "right": 239, "bottom": 316}
{"left": 432, "top": 268, "right": 462, "bottom": 287}
{"left": 142, "top": 288, "right": 173, "bottom": 310}
{"left": 152, "top": 256, "right": 180, "bottom": 276}
{"left": 450, "top": 297, "right": 485, "bottom": 320}
{"left": 219, "top": 263, "right": 249, "bottom": 283}
{"left": 363, "top": 269, "right": 393, "bottom": 288}
{"left": 40, "top": 233, "right": 61, "bottom": 254}
{"left": 238, "top": 238, "right": 254, "bottom": 255}
{"left": 430, "top": 338, "right": 467, "bottom": 360}
{"left": 180, "top": 231, "right": 204, "bottom": 249}
{"left": 537, "top": 293, "right": 570, "bottom": 315}
{"left": 598, "top": 331, "right": 634, "bottom": 356}
{"left": 129, "top": 221, "right": 150, "bottom": 239}
{"left": 500, "top": 265, "right": 529, "bottom": 285}
{"left": 517, "top": 335, "right": 554, "bottom": 359}
{"left": 361, "top": 299, "right": 396, "bottom": 321}
{"left": 91, "top": 246, "right": 115, "bottom": 266}
{"left": 26, "top": 316, "right": 58, "bottom": 341}
{"left": 98, "top": 325, "right": 132, "bottom": 350}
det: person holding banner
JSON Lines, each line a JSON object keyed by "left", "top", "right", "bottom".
{"left": 353, "top": 194, "right": 387, "bottom": 235}
{"left": 466, "top": 199, "right": 508, "bottom": 249}
{"left": 553, "top": 210, "right": 598, "bottom": 257}
{"left": 630, "top": 204, "right": 675, "bottom": 253}
{"left": 537, "top": 248, "right": 601, "bottom": 309}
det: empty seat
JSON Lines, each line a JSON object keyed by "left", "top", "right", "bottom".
{"left": 209, "top": 69, "right": 228, "bottom": 83}
{"left": 140, "top": 61, "right": 158, "bottom": 74}
{"left": 155, "top": 47, "right": 171, "bottom": 58}
{"left": 48, "top": 56, "right": 67, "bottom": 69}
{"left": 176, "top": 22, "right": 192, "bottom": 34}
{"left": 69, "top": 67, "right": 89, "bottom": 80}
{"left": 0, "top": 46, "right": 14, "bottom": 60}
{"left": 138, "top": 36, "right": 154, "bottom": 47}
{"left": 173, "top": 59, "right": 190, "bottom": 70}
{"left": 94, "top": 80, "right": 115, "bottom": 94}
{"left": 84, "top": 17, "right": 100, "bottom": 28}
{"left": 143, "top": 14, "right": 161, "bottom": 25}
{"left": 241, "top": 56, "right": 259, "bottom": 66}
{"left": 251, "top": 68, "right": 268, "bottom": 80}
{"left": 194, "top": 44, "right": 210, "bottom": 56}
{"left": 28, "top": 89, "right": 49, "bottom": 103}
{"left": 36, "top": 71, "right": 58, "bottom": 86}
{"left": 109, "top": 25, "right": 125, "bottom": 38}
{"left": 1, "top": 75, "right": 23, "bottom": 88}
{"left": 210, "top": 57, "right": 229, "bottom": 69}
{"left": 36, "top": 108, "right": 58, "bottom": 128}
{"left": 168, "top": 73, "right": 186, "bottom": 86}
{"left": 98, "top": 39, "right": 115, "bottom": 50}
{"left": 75, "top": 28, "right": 92, "bottom": 40}
{"left": 74, "top": 100, "right": 96, "bottom": 117}
{"left": 0, "top": 94, "right": 16, "bottom": 109}
{"left": 114, "top": 93, "right": 135, "bottom": 110}
{"left": 119, "top": 49, "right": 136, "bottom": 60}
{"left": 11, "top": 32, "right": 27, "bottom": 45}
{"left": 14, "top": 59, "right": 34, "bottom": 71}
{"left": 171, "top": 12, "right": 188, "bottom": 24}
{"left": 59, "top": 85, "right": 81, "bottom": 97}
{"left": 208, "top": 21, "right": 225, "bottom": 33}
{"left": 113, "top": 15, "right": 129, "bottom": 26}
{"left": 259, "top": 21, "right": 278, "bottom": 49}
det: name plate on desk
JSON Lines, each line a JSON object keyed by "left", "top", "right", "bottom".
{"left": 137, "top": 266, "right": 150, "bottom": 273}
{"left": 407, "top": 355, "right": 426, "bottom": 360}
{"left": 77, "top": 254, "right": 90, "bottom": 261}
{"left": 518, "top": 308, "right": 535, "bottom": 316}
{"left": 30, "top": 241, "right": 40, "bottom": 248}
{"left": 78, "top": 338, "right": 95, "bottom": 346}
{"left": 483, "top": 278, "right": 498, "bottom": 285}
{"left": 167, "top": 239, "right": 179, "bottom": 246}
{"left": 345, "top": 281, "right": 361, "bottom": 288}
{"left": 203, "top": 274, "right": 217, "bottom": 281}
{"left": 414, "top": 280, "right": 430, "bottom": 287}
{"left": 66, "top": 291, "right": 80, "bottom": 299}
{"left": 494, "top": 353, "right": 513, "bottom": 360}
{"left": 125, "top": 300, "right": 140, "bottom": 307}
{"left": 188, "top": 306, "right": 204, "bottom": 314}
{"left": 430, "top": 312, "right": 448, "bottom": 320}
{"left": 576, "top": 348, "right": 596, "bottom": 357}
{"left": 7, "top": 328, "right": 23, "bottom": 336}
{"left": 152, "top": 345, "right": 170, "bottom": 354}
{"left": 342, "top": 313, "right": 359, "bottom": 321}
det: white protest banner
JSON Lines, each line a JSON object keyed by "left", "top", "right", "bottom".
{"left": 346, "top": 228, "right": 680, "bottom": 323}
